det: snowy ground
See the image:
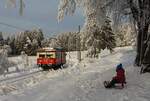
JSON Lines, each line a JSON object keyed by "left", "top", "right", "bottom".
{"left": 0, "top": 46, "right": 150, "bottom": 101}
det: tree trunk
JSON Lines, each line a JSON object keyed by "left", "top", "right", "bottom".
{"left": 135, "top": 25, "right": 142, "bottom": 66}
{"left": 127, "top": 0, "right": 150, "bottom": 73}
{"left": 140, "top": 25, "right": 150, "bottom": 73}
{"left": 135, "top": 23, "right": 149, "bottom": 66}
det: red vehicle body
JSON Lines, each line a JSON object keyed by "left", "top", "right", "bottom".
{"left": 37, "top": 47, "right": 66, "bottom": 70}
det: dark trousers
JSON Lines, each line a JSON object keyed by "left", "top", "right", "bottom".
{"left": 106, "top": 79, "right": 118, "bottom": 88}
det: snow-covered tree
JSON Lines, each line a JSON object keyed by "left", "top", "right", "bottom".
{"left": 57, "top": 33, "right": 69, "bottom": 50}
{"left": 0, "top": 32, "right": 3, "bottom": 41}
{"left": 116, "top": 23, "right": 135, "bottom": 46}
{"left": 81, "top": 17, "right": 115, "bottom": 58}
{"left": 8, "top": 35, "right": 16, "bottom": 55}
{"left": 41, "top": 38, "right": 51, "bottom": 47}
{"left": 127, "top": 0, "right": 150, "bottom": 68}
{"left": 100, "top": 17, "right": 116, "bottom": 53}
{"left": 68, "top": 32, "right": 77, "bottom": 51}
{"left": 22, "top": 29, "right": 44, "bottom": 55}
{"left": 0, "top": 32, "right": 4, "bottom": 46}
{"left": 55, "top": 32, "right": 77, "bottom": 51}
{"left": 6, "top": 0, "right": 25, "bottom": 15}
{"left": 58, "top": 0, "right": 117, "bottom": 57}
{"left": 0, "top": 48, "right": 10, "bottom": 74}
{"left": 16, "top": 32, "right": 27, "bottom": 53}
{"left": 107, "top": 0, "right": 150, "bottom": 72}
{"left": 42, "top": 32, "right": 77, "bottom": 51}
{"left": 7, "top": 29, "right": 44, "bottom": 55}
{"left": 35, "top": 29, "right": 44, "bottom": 47}
{"left": 58, "top": 0, "right": 107, "bottom": 31}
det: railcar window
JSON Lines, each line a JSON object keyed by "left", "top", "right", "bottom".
{"left": 39, "top": 54, "right": 45, "bottom": 58}
{"left": 46, "top": 54, "right": 54, "bottom": 58}
{"left": 56, "top": 52, "right": 61, "bottom": 58}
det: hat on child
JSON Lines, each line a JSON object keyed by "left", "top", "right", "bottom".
{"left": 116, "top": 63, "right": 123, "bottom": 70}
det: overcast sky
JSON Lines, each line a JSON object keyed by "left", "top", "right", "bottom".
{"left": 0, "top": 0, "right": 84, "bottom": 38}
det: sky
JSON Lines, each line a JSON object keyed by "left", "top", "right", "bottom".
{"left": 0, "top": 0, "right": 84, "bottom": 38}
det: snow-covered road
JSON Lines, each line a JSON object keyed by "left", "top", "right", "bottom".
{"left": 0, "top": 46, "right": 150, "bottom": 101}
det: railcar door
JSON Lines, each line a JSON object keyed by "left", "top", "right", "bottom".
{"left": 55, "top": 51, "right": 61, "bottom": 65}
{"left": 61, "top": 51, "right": 66, "bottom": 64}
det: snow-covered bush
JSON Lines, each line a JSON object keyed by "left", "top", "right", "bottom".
{"left": 21, "top": 51, "right": 29, "bottom": 68}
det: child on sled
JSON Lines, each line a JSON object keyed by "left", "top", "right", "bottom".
{"left": 104, "top": 63, "right": 126, "bottom": 88}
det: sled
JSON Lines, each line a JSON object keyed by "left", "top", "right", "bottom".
{"left": 103, "top": 81, "right": 126, "bottom": 89}
{"left": 103, "top": 81, "right": 110, "bottom": 88}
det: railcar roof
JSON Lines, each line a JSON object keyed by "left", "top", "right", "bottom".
{"left": 37, "top": 47, "right": 65, "bottom": 52}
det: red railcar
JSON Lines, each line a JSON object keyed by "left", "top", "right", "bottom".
{"left": 37, "top": 47, "right": 66, "bottom": 70}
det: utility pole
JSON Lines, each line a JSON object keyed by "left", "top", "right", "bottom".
{"left": 77, "top": 25, "right": 81, "bottom": 62}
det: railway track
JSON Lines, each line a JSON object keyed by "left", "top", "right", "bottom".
{"left": 0, "top": 64, "right": 69, "bottom": 85}
{"left": 0, "top": 69, "right": 45, "bottom": 84}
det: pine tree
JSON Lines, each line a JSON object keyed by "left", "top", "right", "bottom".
{"left": 100, "top": 17, "right": 116, "bottom": 53}
{"left": 8, "top": 35, "right": 16, "bottom": 55}
{"left": 6, "top": 37, "right": 10, "bottom": 45}
{"left": 0, "top": 32, "right": 4, "bottom": 46}
{"left": 35, "top": 29, "right": 44, "bottom": 47}
{"left": 86, "top": 18, "right": 116, "bottom": 58}
{"left": 86, "top": 24, "right": 102, "bottom": 58}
